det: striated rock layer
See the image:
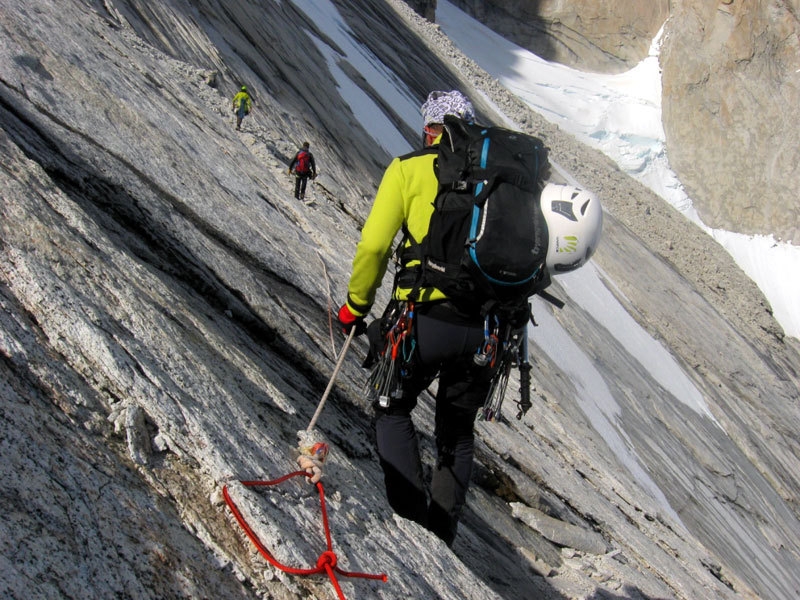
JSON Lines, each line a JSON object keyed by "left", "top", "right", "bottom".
{"left": 447, "top": 0, "right": 669, "bottom": 72}
{"left": 2, "top": 1, "right": 800, "bottom": 599}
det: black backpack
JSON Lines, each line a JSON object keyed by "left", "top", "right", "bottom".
{"left": 404, "top": 115, "right": 552, "bottom": 323}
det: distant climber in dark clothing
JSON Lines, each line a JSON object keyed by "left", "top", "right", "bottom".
{"left": 288, "top": 142, "right": 317, "bottom": 200}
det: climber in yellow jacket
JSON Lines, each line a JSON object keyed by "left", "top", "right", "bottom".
{"left": 232, "top": 85, "right": 251, "bottom": 130}
{"left": 333, "top": 91, "right": 495, "bottom": 547}
{"left": 343, "top": 135, "right": 448, "bottom": 314}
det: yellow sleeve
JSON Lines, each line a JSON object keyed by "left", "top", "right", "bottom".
{"left": 346, "top": 158, "right": 406, "bottom": 316}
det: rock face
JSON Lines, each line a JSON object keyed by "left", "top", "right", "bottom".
{"left": 447, "top": 0, "right": 669, "bottom": 72}
{"left": 2, "top": 1, "right": 800, "bottom": 599}
{"left": 661, "top": 0, "right": 800, "bottom": 243}
{"left": 406, "top": 0, "right": 437, "bottom": 21}
{"left": 441, "top": 0, "right": 800, "bottom": 243}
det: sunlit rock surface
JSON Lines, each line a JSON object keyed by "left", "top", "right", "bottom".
{"left": 2, "top": 1, "right": 800, "bottom": 598}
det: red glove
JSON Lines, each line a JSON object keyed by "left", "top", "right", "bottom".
{"left": 337, "top": 304, "right": 366, "bottom": 335}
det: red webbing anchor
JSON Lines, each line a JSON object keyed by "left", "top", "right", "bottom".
{"left": 222, "top": 471, "right": 387, "bottom": 599}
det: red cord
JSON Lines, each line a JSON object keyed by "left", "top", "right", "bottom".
{"left": 222, "top": 471, "right": 387, "bottom": 600}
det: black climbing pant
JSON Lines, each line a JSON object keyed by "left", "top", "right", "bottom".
{"left": 294, "top": 173, "right": 311, "bottom": 199}
{"left": 373, "top": 302, "right": 498, "bottom": 546}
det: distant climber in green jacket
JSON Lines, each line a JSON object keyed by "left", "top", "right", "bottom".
{"left": 232, "top": 86, "right": 251, "bottom": 130}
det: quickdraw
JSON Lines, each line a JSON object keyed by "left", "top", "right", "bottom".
{"left": 473, "top": 313, "right": 500, "bottom": 367}
{"left": 222, "top": 472, "right": 387, "bottom": 600}
{"left": 365, "top": 301, "right": 415, "bottom": 408}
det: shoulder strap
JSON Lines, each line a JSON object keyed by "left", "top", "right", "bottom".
{"left": 536, "top": 288, "right": 565, "bottom": 309}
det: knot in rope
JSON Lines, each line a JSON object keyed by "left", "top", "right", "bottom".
{"left": 317, "top": 550, "right": 338, "bottom": 569}
{"left": 222, "top": 471, "right": 387, "bottom": 600}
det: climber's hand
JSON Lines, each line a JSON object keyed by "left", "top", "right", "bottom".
{"left": 337, "top": 304, "right": 366, "bottom": 336}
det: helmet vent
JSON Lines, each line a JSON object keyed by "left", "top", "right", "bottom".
{"left": 551, "top": 200, "right": 578, "bottom": 222}
{"left": 580, "top": 199, "right": 591, "bottom": 215}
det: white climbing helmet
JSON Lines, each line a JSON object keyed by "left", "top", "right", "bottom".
{"left": 540, "top": 183, "right": 603, "bottom": 274}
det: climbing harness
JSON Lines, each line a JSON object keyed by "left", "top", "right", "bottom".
{"left": 223, "top": 472, "right": 387, "bottom": 600}
{"left": 365, "top": 301, "right": 416, "bottom": 408}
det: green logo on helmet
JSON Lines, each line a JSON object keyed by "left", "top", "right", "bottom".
{"left": 557, "top": 235, "right": 579, "bottom": 253}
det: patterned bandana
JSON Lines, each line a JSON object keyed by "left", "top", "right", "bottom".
{"left": 421, "top": 90, "right": 475, "bottom": 126}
